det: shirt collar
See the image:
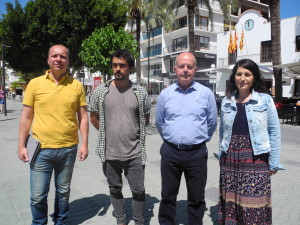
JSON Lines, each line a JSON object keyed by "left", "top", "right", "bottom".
{"left": 45, "top": 70, "right": 69, "bottom": 84}
{"left": 174, "top": 80, "right": 196, "bottom": 92}
{"left": 226, "top": 89, "right": 260, "bottom": 106}
{"left": 104, "top": 79, "right": 137, "bottom": 90}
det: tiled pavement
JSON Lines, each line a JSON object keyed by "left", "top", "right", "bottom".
{"left": 0, "top": 98, "right": 299, "bottom": 225}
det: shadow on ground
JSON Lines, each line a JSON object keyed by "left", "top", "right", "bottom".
{"left": 209, "top": 205, "right": 218, "bottom": 225}
{"left": 171, "top": 201, "right": 219, "bottom": 225}
{"left": 0, "top": 117, "right": 16, "bottom": 122}
{"left": 66, "top": 194, "right": 111, "bottom": 225}
{"left": 65, "top": 193, "right": 159, "bottom": 225}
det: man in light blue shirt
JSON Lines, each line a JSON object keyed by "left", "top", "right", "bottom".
{"left": 156, "top": 52, "right": 217, "bottom": 225}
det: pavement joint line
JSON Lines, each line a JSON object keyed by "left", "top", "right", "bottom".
{"left": 4, "top": 180, "right": 25, "bottom": 225}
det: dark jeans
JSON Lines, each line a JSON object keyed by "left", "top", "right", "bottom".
{"left": 103, "top": 157, "right": 145, "bottom": 225}
{"left": 158, "top": 142, "right": 208, "bottom": 225}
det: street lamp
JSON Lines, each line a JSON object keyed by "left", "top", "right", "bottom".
{"left": 1, "top": 43, "right": 11, "bottom": 116}
{"left": 147, "top": 30, "right": 151, "bottom": 95}
{"left": 142, "top": 28, "right": 151, "bottom": 94}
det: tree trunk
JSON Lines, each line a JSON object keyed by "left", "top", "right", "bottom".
{"left": 269, "top": 0, "right": 282, "bottom": 102}
{"left": 187, "top": 0, "right": 197, "bottom": 54}
{"left": 135, "top": 10, "right": 142, "bottom": 84}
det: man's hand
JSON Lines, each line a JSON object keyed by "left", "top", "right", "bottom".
{"left": 18, "top": 147, "right": 29, "bottom": 162}
{"left": 78, "top": 145, "right": 88, "bottom": 161}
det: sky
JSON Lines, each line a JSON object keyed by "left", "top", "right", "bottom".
{"left": 0, "top": 0, "right": 300, "bottom": 19}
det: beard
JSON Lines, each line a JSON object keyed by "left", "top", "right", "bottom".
{"left": 114, "top": 72, "right": 128, "bottom": 80}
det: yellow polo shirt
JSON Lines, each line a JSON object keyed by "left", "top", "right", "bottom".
{"left": 23, "top": 70, "right": 86, "bottom": 148}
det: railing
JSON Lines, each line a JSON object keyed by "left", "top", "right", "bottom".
{"left": 140, "top": 49, "right": 162, "bottom": 59}
{"left": 195, "top": 24, "right": 224, "bottom": 33}
{"left": 195, "top": 44, "right": 217, "bottom": 54}
{"left": 164, "top": 43, "right": 217, "bottom": 54}
{"left": 141, "top": 27, "right": 162, "bottom": 41}
{"left": 163, "top": 44, "right": 188, "bottom": 54}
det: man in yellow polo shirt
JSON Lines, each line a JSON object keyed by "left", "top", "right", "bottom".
{"left": 18, "top": 44, "right": 89, "bottom": 225}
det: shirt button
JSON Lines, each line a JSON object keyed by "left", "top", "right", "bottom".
{"left": 254, "top": 142, "right": 257, "bottom": 145}
{"left": 250, "top": 119, "right": 252, "bottom": 123}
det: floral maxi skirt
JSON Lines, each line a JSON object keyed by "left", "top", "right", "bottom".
{"left": 218, "top": 135, "right": 272, "bottom": 225}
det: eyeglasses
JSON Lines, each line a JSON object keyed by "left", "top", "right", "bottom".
{"left": 176, "top": 64, "right": 195, "bottom": 70}
{"left": 112, "top": 63, "right": 128, "bottom": 69}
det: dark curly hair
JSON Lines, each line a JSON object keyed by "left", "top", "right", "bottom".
{"left": 226, "top": 59, "right": 267, "bottom": 99}
{"left": 110, "top": 49, "right": 135, "bottom": 69}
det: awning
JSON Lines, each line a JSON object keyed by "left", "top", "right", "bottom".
{"left": 198, "top": 64, "right": 274, "bottom": 76}
{"left": 271, "top": 62, "right": 300, "bottom": 79}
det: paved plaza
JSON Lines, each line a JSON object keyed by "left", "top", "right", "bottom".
{"left": 0, "top": 98, "right": 299, "bottom": 225}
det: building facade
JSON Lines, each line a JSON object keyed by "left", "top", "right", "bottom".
{"left": 215, "top": 10, "right": 300, "bottom": 98}
{"left": 139, "top": 0, "right": 271, "bottom": 94}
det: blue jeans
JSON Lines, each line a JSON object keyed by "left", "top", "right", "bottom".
{"left": 30, "top": 145, "right": 77, "bottom": 225}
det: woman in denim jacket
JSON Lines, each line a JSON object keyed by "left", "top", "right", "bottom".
{"left": 218, "top": 59, "right": 282, "bottom": 225}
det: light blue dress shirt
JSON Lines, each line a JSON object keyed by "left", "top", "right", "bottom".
{"left": 155, "top": 81, "right": 217, "bottom": 145}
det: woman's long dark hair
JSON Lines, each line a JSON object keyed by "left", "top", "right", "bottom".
{"left": 226, "top": 59, "right": 268, "bottom": 99}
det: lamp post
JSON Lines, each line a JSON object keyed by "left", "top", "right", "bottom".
{"left": 1, "top": 43, "right": 8, "bottom": 116}
{"left": 147, "top": 30, "right": 151, "bottom": 95}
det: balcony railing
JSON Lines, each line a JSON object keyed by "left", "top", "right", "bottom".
{"left": 195, "top": 44, "right": 217, "bottom": 54}
{"left": 140, "top": 49, "right": 162, "bottom": 58}
{"left": 164, "top": 43, "right": 217, "bottom": 54}
{"left": 195, "top": 24, "right": 224, "bottom": 33}
{"left": 164, "top": 44, "right": 188, "bottom": 54}
{"left": 141, "top": 28, "right": 162, "bottom": 41}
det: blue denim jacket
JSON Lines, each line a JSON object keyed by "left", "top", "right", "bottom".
{"left": 219, "top": 90, "right": 283, "bottom": 171}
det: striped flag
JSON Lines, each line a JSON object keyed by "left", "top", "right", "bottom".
{"left": 239, "top": 29, "right": 245, "bottom": 51}
{"left": 228, "top": 31, "right": 233, "bottom": 53}
{"left": 232, "top": 29, "right": 238, "bottom": 52}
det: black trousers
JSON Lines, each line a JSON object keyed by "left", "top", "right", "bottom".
{"left": 158, "top": 142, "right": 208, "bottom": 225}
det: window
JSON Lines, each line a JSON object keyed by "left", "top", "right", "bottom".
{"left": 173, "top": 16, "right": 187, "bottom": 30}
{"left": 150, "top": 64, "right": 162, "bottom": 76}
{"left": 296, "top": 35, "right": 300, "bottom": 52}
{"left": 261, "top": 41, "right": 271, "bottom": 62}
{"left": 172, "top": 36, "right": 188, "bottom": 52}
{"left": 199, "top": 0, "right": 207, "bottom": 9}
{"left": 195, "top": 16, "right": 208, "bottom": 30}
{"left": 228, "top": 52, "right": 237, "bottom": 65}
{"left": 170, "top": 58, "right": 176, "bottom": 73}
{"left": 149, "top": 44, "right": 162, "bottom": 57}
{"left": 195, "top": 36, "right": 210, "bottom": 50}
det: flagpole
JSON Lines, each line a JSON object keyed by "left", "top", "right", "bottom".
{"left": 240, "top": 24, "right": 243, "bottom": 58}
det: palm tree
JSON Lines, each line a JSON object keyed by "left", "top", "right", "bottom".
{"left": 167, "top": 0, "right": 213, "bottom": 54}
{"left": 126, "top": 0, "right": 173, "bottom": 84}
{"left": 126, "top": 0, "right": 143, "bottom": 84}
{"left": 268, "top": 0, "right": 282, "bottom": 102}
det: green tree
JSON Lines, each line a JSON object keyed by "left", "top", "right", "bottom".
{"left": 79, "top": 25, "right": 137, "bottom": 82}
{"left": 0, "top": 0, "right": 128, "bottom": 80}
